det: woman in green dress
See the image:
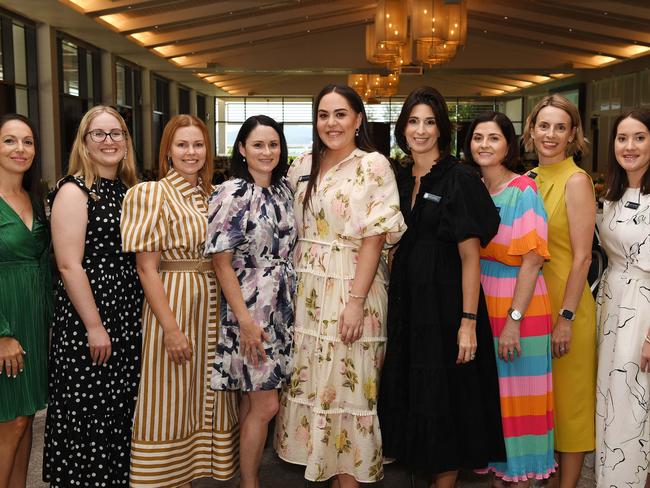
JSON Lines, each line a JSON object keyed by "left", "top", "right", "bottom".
{"left": 0, "top": 113, "right": 52, "bottom": 488}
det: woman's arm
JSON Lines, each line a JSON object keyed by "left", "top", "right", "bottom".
{"left": 212, "top": 252, "right": 269, "bottom": 367}
{"left": 499, "top": 251, "right": 545, "bottom": 361}
{"left": 135, "top": 251, "right": 192, "bottom": 365}
{"left": 552, "top": 172, "right": 595, "bottom": 358}
{"left": 339, "top": 234, "right": 385, "bottom": 344}
{"left": 457, "top": 237, "right": 481, "bottom": 364}
{"left": 51, "top": 183, "right": 111, "bottom": 366}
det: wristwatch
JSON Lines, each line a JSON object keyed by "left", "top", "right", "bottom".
{"left": 559, "top": 309, "right": 575, "bottom": 321}
{"left": 507, "top": 307, "right": 523, "bottom": 321}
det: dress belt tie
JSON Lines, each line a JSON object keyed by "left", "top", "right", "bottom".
{"left": 159, "top": 258, "right": 214, "bottom": 273}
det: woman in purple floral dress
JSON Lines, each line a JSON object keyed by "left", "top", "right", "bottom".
{"left": 204, "top": 115, "right": 297, "bottom": 488}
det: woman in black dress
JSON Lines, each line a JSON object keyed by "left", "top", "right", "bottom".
{"left": 43, "top": 106, "right": 143, "bottom": 487}
{"left": 377, "top": 87, "right": 505, "bottom": 487}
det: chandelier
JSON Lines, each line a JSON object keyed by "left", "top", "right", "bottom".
{"left": 350, "top": 0, "right": 468, "bottom": 99}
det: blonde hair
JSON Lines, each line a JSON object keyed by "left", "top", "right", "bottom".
{"left": 522, "top": 94, "right": 589, "bottom": 157}
{"left": 67, "top": 105, "right": 138, "bottom": 188}
{"left": 158, "top": 115, "right": 213, "bottom": 195}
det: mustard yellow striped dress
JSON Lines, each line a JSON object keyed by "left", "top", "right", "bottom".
{"left": 121, "top": 169, "right": 239, "bottom": 487}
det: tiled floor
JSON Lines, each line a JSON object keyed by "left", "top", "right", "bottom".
{"left": 27, "top": 410, "right": 596, "bottom": 487}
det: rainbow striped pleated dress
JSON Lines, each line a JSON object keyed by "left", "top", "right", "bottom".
{"left": 479, "top": 174, "right": 555, "bottom": 481}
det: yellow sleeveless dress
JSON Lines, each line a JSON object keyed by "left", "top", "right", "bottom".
{"left": 533, "top": 156, "right": 596, "bottom": 452}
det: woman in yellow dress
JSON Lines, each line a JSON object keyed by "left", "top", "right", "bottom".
{"left": 522, "top": 94, "right": 596, "bottom": 488}
{"left": 121, "top": 115, "right": 238, "bottom": 487}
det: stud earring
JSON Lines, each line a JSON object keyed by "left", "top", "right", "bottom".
{"left": 243, "top": 156, "right": 246, "bottom": 163}
{"left": 355, "top": 128, "right": 360, "bottom": 137}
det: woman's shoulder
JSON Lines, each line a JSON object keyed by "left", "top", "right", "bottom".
{"left": 509, "top": 173, "right": 539, "bottom": 193}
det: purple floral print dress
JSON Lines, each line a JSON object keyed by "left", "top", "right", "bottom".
{"left": 205, "top": 177, "right": 297, "bottom": 391}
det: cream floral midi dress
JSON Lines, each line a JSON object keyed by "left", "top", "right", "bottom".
{"left": 274, "top": 148, "right": 405, "bottom": 482}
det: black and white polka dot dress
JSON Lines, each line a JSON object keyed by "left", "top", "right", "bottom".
{"left": 43, "top": 175, "right": 143, "bottom": 487}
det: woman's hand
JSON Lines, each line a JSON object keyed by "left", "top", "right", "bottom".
{"left": 87, "top": 325, "right": 112, "bottom": 366}
{"left": 339, "top": 299, "right": 365, "bottom": 345}
{"left": 640, "top": 336, "right": 650, "bottom": 373}
{"left": 239, "top": 318, "right": 269, "bottom": 368}
{"left": 552, "top": 316, "right": 573, "bottom": 358}
{"left": 457, "top": 318, "right": 477, "bottom": 364}
{"left": 163, "top": 326, "right": 192, "bottom": 365}
{"left": 499, "top": 319, "right": 522, "bottom": 361}
{"left": 0, "top": 337, "right": 25, "bottom": 377}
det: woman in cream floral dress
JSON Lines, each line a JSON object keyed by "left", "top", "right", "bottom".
{"left": 274, "top": 84, "right": 405, "bottom": 486}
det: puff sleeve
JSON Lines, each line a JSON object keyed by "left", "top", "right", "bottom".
{"left": 204, "top": 178, "right": 251, "bottom": 255}
{"left": 441, "top": 165, "right": 500, "bottom": 246}
{"left": 507, "top": 176, "right": 551, "bottom": 259}
{"left": 342, "top": 152, "right": 406, "bottom": 246}
{"left": 120, "top": 181, "right": 166, "bottom": 252}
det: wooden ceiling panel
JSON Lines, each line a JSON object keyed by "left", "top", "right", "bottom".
{"left": 57, "top": 0, "right": 650, "bottom": 97}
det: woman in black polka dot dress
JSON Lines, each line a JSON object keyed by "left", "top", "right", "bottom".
{"left": 43, "top": 106, "right": 143, "bottom": 487}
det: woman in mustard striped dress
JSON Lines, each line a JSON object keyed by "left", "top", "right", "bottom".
{"left": 121, "top": 115, "right": 238, "bottom": 487}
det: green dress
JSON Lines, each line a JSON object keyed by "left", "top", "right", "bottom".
{"left": 0, "top": 194, "right": 52, "bottom": 422}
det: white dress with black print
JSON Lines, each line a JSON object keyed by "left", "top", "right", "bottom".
{"left": 205, "top": 177, "right": 297, "bottom": 391}
{"left": 596, "top": 188, "right": 650, "bottom": 488}
{"left": 43, "top": 176, "right": 143, "bottom": 487}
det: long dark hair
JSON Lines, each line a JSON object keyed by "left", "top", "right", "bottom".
{"left": 0, "top": 113, "right": 41, "bottom": 195}
{"left": 463, "top": 111, "right": 519, "bottom": 172}
{"left": 303, "top": 84, "right": 375, "bottom": 211}
{"left": 230, "top": 115, "right": 288, "bottom": 186}
{"left": 604, "top": 108, "right": 650, "bottom": 202}
{"left": 394, "top": 86, "right": 452, "bottom": 158}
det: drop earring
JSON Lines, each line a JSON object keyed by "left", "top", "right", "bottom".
{"left": 167, "top": 156, "right": 173, "bottom": 167}
{"left": 123, "top": 150, "right": 128, "bottom": 161}
{"left": 355, "top": 128, "right": 360, "bottom": 137}
{"left": 243, "top": 156, "right": 246, "bottom": 163}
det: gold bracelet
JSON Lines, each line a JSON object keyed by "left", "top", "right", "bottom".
{"left": 349, "top": 293, "right": 366, "bottom": 300}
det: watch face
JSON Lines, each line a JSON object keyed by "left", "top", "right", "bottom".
{"left": 509, "top": 308, "right": 522, "bottom": 321}
{"left": 560, "top": 309, "right": 575, "bottom": 320}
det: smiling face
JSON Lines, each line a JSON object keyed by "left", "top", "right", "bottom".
{"left": 316, "top": 92, "right": 362, "bottom": 155}
{"left": 404, "top": 103, "right": 440, "bottom": 159}
{"left": 239, "top": 124, "right": 281, "bottom": 186}
{"left": 531, "top": 106, "right": 576, "bottom": 164}
{"left": 0, "top": 119, "right": 35, "bottom": 178}
{"left": 614, "top": 116, "right": 650, "bottom": 187}
{"left": 84, "top": 112, "right": 127, "bottom": 178}
{"left": 168, "top": 125, "right": 206, "bottom": 185}
{"left": 470, "top": 121, "right": 509, "bottom": 169}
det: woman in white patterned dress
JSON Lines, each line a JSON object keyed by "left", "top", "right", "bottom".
{"left": 121, "top": 115, "right": 238, "bottom": 488}
{"left": 597, "top": 108, "right": 650, "bottom": 488}
{"left": 274, "top": 84, "right": 406, "bottom": 487}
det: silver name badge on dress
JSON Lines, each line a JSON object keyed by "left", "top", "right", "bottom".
{"left": 624, "top": 201, "right": 640, "bottom": 209}
{"left": 528, "top": 171, "right": 538, "bottom": 179}
{"left": 298, "top": 175, "right": 310, "bottom": 182}
{"left": 423, "top": 192, "right": 441, "bottom": 203}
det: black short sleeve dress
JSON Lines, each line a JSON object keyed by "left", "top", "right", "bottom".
{"left": 378, "top": 155, "right": 506, "bottom": 475}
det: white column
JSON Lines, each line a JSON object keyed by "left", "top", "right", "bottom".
{"left": 35, "top": 23, "right": 60, "bottom": 184}
{"left": 169, "top": 80, "right": 178, "bottom": 117}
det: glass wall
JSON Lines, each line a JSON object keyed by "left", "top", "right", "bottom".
{"left": 215, "top": 96, "right": 524, "bottom": 159}
{"left": 0, "top": 11, "right": 38, "bottom": 121}
{"left": 57, "top": 34, "right": 101, "bottom": 171}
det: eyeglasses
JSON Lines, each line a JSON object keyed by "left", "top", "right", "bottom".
{"left": 86, "top": 129, "right": 127, "bottom": 143}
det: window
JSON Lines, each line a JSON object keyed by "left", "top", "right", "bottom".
{"left": 196, "top": 94, "right": 207, "bottom": 123}
{"left": 215, "top": 96, "right": 524, "bottom": 160}
{"left": 116, "top": 60, "right": 143, "bottom": 170}
{"left": 152, "top": 75, "right": 170, "bottom": 169}
{"left": 57, "top": 35, "right": 101, "bottom": 171}
{"left": 178, "top": 86, "right": 190, "bottom": 114}
{"left": 0, "top": 12, "right": 37, "bottom": 120}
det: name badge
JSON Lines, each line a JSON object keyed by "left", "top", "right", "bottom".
{"left": 423, "top": 192, "right": 441, "bottom": 203}
{"left": 298, "top": 175, "right": 310, "bottom": 183}
{"left": 528, "top": 171, "right": 538, "bottom": 179}
{"left": 624, "top": 201, "right": 640, "bottom": 209}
